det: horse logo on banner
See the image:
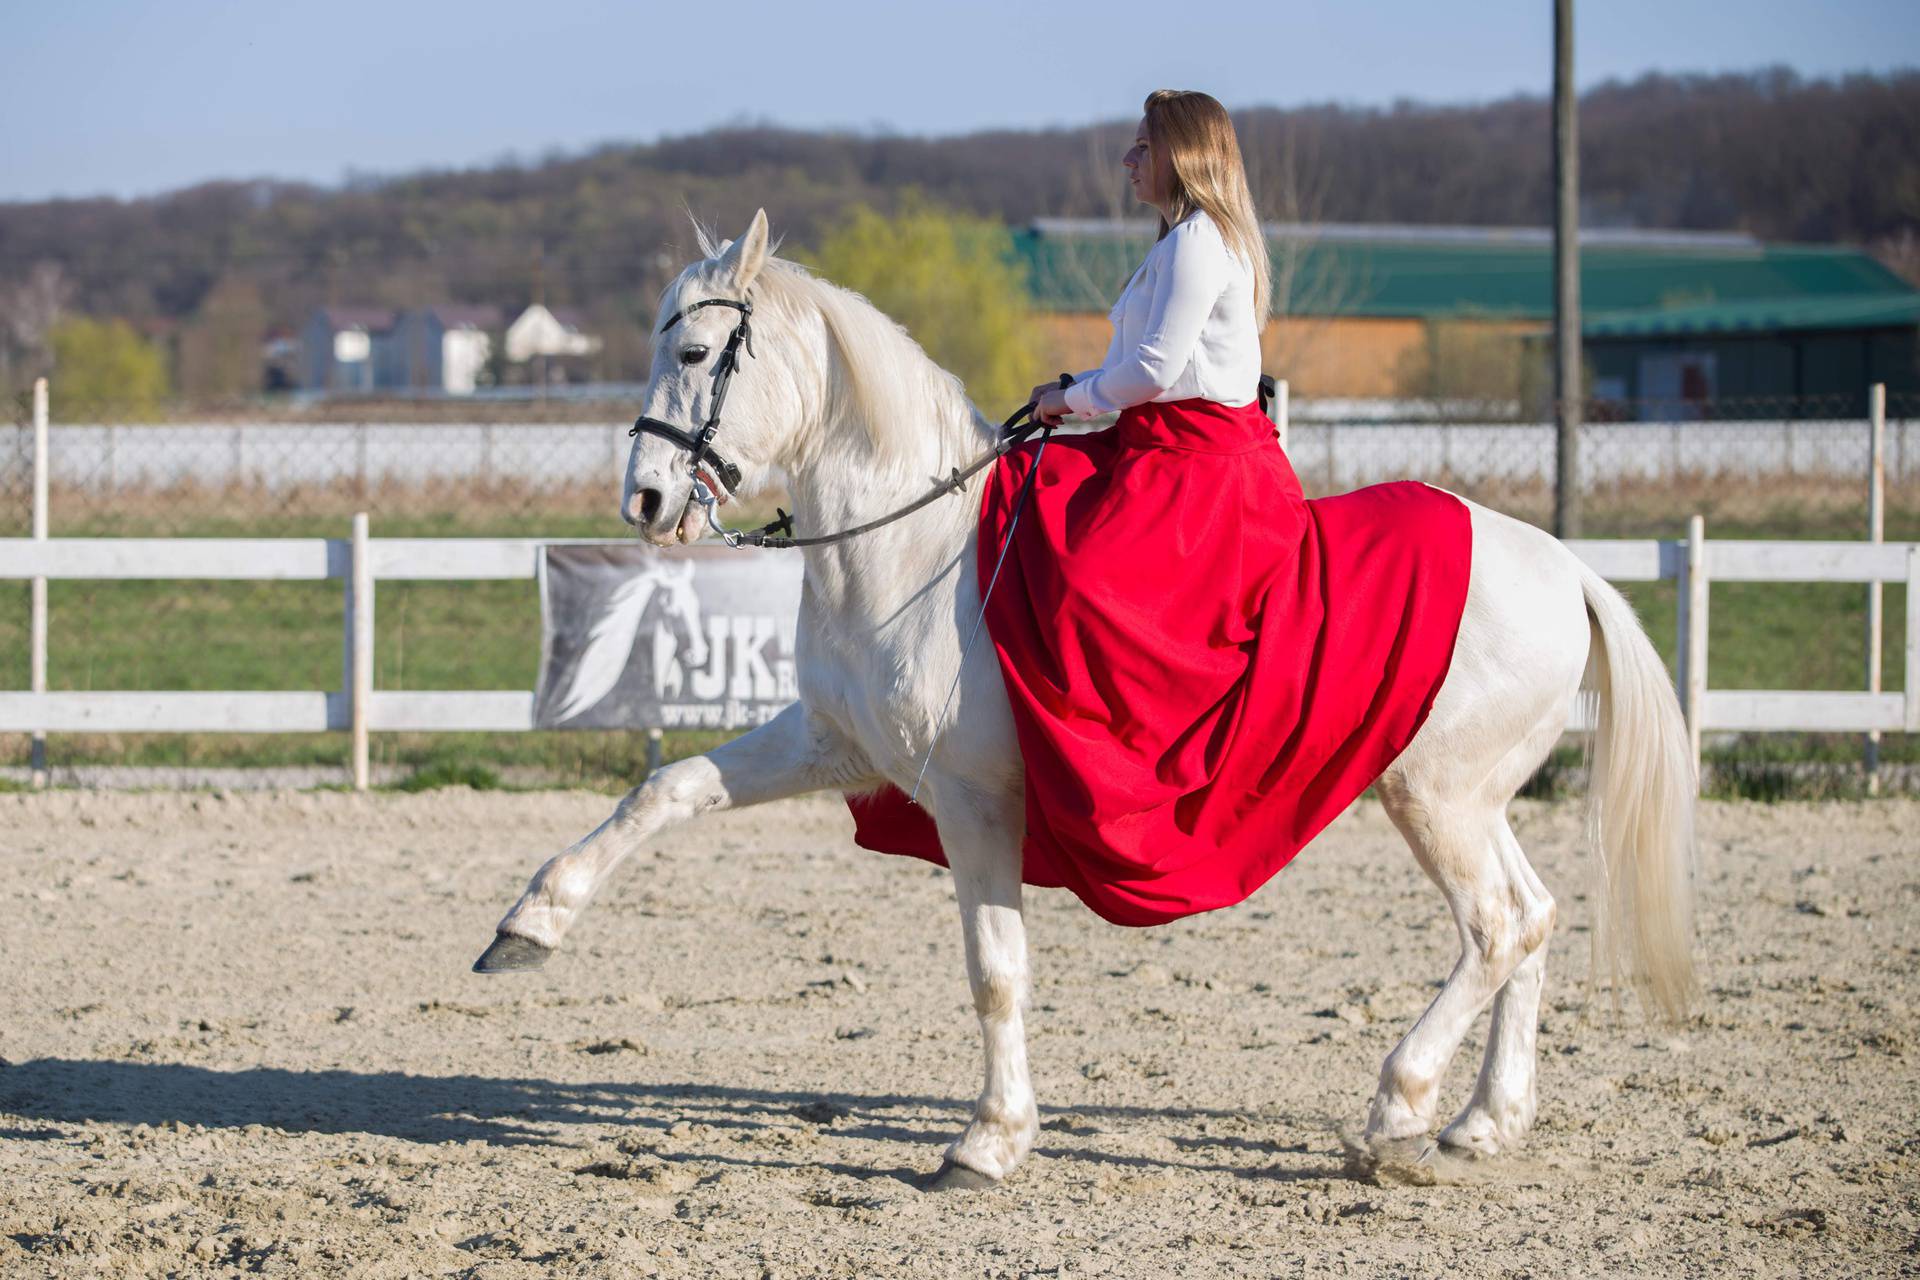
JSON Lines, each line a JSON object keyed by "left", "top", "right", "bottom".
{"left": 550, "top": 559, "right": 707, "bottom": 721}
{"left": 535, "top": 544, "right": 803, "bottom": 730}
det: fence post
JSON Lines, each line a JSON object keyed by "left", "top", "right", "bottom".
{"left": 30, "top": 377, "right": 48, "bottom": 789}
{"left": 1675, "top": 535, "right": 1689, "bottom": 704}
{"left": 1905, "top": 546, "right": 1919, "bottom": 734}
{"left": 350, "top": 512, "right": 373, "bottom": 791}
{"left": 645, "top": 726, "right": 664, "bottom": 777}
{"left": 1866, "top": 383, "right": 1885, "bottom": 794}
{"left": 1274, "top": 378, "right": 1290, "bottom": 454}
{"left": 1678, "top": 514, "right": 1708, "bottom": 777}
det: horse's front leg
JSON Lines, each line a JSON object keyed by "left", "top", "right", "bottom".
{"left": 926, "top": 786, "right": 1037, "bottom": 1189}
{"left": 474, "top": 703, "right": 872, "bottom": 972}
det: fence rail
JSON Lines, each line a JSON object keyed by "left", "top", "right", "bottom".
{"left": 2, "top": 523, "right": 1913, "bottom": 789}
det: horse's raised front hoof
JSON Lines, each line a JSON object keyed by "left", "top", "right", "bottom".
{"left": 472, "top": 933, "right": 554, "bottom": 974}
{"left": 923, "top": 1159, "right": 1000, "bottom": 1193}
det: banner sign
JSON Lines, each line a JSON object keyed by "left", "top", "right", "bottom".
{"left": 535, "top": 543, "right": 804, "bottom": 730}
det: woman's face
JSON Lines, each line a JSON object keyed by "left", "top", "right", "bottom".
{"left": 1123, "top": 116, "right": 1165, "bottom": 210}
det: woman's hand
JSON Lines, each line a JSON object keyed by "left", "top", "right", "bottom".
{"left": 1034, "top": 386, "right": 1070, "bottom": 426}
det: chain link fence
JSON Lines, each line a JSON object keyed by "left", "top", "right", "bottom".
{"left": 3, "top": 390, "right": 1913, "bottom": 540}
{"left": 1289, "top": 391, "right": 1919, "bottom": 539}
{"left": 2, "top": 388, "right": 1914, "bottom": 791}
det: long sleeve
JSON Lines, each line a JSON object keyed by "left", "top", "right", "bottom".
{"left": 1064, "top": 218, "right": 1232, "bottom": 418}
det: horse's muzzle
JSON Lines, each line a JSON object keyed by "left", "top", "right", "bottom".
{"left": 624, "top": 482, "right": 703, "bottom": 545}
{"left": 625, "top": 483, "right": 667, "bottom": 531}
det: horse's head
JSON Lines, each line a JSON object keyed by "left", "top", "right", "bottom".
{"left": 655, "top": 559, "right": 709, "bottom": 668}
{"left": 624, "top": 207, "right": 981, "bottom": 547}
{"left": 625, "top": 208, "right": 793, "bottom": 545}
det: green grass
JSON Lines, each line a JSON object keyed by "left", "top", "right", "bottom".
{"left": 1618, "top": 578, "right": 1908, "bottom": 694}
{"left": 1, "top": 506, "right": 1912, "bottom": 791}
{"left": 386, "top": 758, "right": 503, "bottom": 793}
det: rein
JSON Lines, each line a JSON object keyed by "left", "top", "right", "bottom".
{"left": 630, "top": 291, "right": 1064, "bottom": 550}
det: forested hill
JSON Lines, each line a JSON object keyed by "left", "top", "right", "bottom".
{"left": 2, "top": 67, "right": 1915, "bottom": 336}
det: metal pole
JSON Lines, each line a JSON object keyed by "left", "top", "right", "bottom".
{"left": 1866, "top": 383, "right": 1885, "bottom": 793}
{"left": 30, "top": 377, "right": 49, "bottom": 788}
{"left": 351, "top": 512, "right": 373, "bottom": 791}
{"left": 645, "top": 726, "right": 664, "bottom": 777}
{"left": 1551, "top": 0, "right": 1582, "bottom": 538}
{"left": 1275, "top": 378, "right": 1291, "bottom": 455}
{"left": 1685, "top": 514, "right": 1708, "bottom": 778}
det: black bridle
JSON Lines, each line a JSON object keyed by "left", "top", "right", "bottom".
{"left": 628, "top": 296, "right": 757, "bottom": 497}
{"left": 628, "top": 291, "right": 1061, "bottom": 550}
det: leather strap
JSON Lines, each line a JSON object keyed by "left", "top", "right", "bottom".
{"left": 630, "top": 296, "right": 755, "bottom": 494}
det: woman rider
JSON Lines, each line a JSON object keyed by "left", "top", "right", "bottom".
{"left": 854, "top": 90, "right": 1472, "bottom": 926}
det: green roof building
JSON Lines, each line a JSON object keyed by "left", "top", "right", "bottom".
{"left": 1012, "top": 221, "right": 1920, "bottom": 416}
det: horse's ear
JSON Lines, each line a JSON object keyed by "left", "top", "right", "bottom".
{"left": 717, "top": 208, "right": 770, "bottom": 292}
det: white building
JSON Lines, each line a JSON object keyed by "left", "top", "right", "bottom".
{"left": 395, "top": 305, "right": 502, "bottom": 394}
{"left": 505, "top": 304, "right": 603, "bottom": 365}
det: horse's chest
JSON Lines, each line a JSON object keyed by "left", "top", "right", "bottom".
{"left": 795, "top": 620, "right": 948, "bottom": 773}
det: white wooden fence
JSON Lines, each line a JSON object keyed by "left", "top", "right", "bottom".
{"left": 2, "top": 519, "right": 1913, "bottom": 790}
{"left": 3, "top": 376, "right": 1912, "bottom": 791}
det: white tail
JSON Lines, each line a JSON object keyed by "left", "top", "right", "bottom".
{"left": 1578, "top": 563, "right": 1699, "bottom": 1021}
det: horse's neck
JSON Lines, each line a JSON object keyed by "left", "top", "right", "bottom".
{"left": 784, "top": 377, "right": 990, "bottom": 634}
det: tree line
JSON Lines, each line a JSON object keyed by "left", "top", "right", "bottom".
{"left": 2, "top": 67, "right": 1914, "bottom": 407}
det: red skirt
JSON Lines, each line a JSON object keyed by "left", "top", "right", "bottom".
{"left": 848, "top": 397, "right": 1472, "bottom": 926}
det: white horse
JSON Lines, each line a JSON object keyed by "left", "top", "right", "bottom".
{"left": 477, "top": 210, "right": 1696, "bottom": 1189}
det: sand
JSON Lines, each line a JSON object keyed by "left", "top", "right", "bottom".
{"left": 1, "top": 788, "right": 1915, "bottom": 1278}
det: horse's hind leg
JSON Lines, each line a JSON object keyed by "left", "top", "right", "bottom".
{"left": 1364, "top": 795, "right": 1555, "bottom": 1155}
{"left": 1434, "top": 813, "right": 1555, "bottom": 1155}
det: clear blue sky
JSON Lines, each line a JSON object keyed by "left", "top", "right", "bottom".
{"left": 7, "top": 0, "right": 1916, "bottom": 202}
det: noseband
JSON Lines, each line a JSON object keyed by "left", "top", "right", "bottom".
{"left": 628, "top": 296, "right": 756, "bottom": 497}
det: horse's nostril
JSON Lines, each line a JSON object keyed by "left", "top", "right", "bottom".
{"left": 640, "top": 488, "right": 664, "bottom": 527}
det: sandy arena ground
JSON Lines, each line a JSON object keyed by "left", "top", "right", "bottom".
{"left": 1, "top": 788, "right": 1916, "bottom": 1278}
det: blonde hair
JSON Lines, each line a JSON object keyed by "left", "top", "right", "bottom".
{"left": 1143, "top": 89, "right": 1271, "bottom": 322}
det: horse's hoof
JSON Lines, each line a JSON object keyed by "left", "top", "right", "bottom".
{"left": 923, "top": 1160, "right": 1000, "bottom": 1193}
{"left": 1340, "top": 1130, "right": 1438, "bottom": 1185}
{"left": 472, "top": 933, "right": 554, "bottom": 974}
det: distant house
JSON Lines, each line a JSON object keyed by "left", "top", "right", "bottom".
{"left": 302, "top": 307, "right": 398, "bottom": 392}
{"left": 1014, "top": 220, "right": 1920, "bottom": 413}
{"left": 504, "top": 304, "right": 602, "bottom": 381}
{"left": 395, "top": 305, "right": 503, "bottom": 394}
{"left": 505, "top": 303, "right": 601, "bottom": 361}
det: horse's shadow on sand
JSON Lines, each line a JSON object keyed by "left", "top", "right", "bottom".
{"left": 0, "top": 1057, "right": 1352, "bottom": 1186}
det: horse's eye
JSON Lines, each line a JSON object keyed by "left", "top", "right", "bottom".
{"left": 680, "top": 345, "right": 709, "bottom": 366}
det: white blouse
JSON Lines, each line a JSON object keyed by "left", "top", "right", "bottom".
{"left": 1061, "top": 209, "right": 1264, "bottom": 419}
